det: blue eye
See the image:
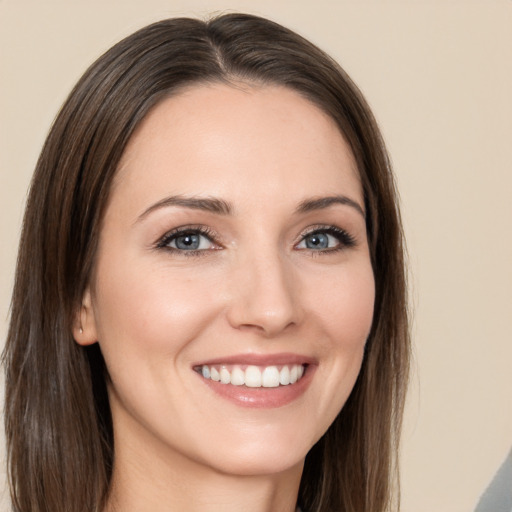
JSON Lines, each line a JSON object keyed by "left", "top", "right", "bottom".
{"left": 296, "top": 227, "right": 355, "bottom": 252}
{"left": 157, "top": 228, "right": 217, "bottom": 253}
{"left": 172, "top": 233, "right": 203, "bottom": 250}
{"left": 303, "top": 232, "right": 331, "bottom": 249}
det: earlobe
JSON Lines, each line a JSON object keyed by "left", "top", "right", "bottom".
{"left": 73, "top": 288, "right": 98, "bottom": 346}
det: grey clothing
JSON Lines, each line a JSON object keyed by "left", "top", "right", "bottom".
{"left": 475, "top": 448, "right": 512, "bottom": 512}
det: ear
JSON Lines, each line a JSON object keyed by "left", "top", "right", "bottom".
{"left": 73, "top": 288, "right": 98, "bottom": 346}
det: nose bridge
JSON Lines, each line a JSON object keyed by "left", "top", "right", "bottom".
{"left": 227, "top": 242, "right": 300, "bottom": 336}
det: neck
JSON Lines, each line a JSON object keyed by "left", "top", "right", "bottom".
{"left": 104, "top": 424, "right": 303, "bottom": 512}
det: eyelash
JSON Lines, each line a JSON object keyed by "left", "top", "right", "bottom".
{"left": 155, "top": 225, "right": 220, "bottom": 257}
{"left": 155, "top": 224, "right": 356, "bottom": 257}
{"left": 296, "top": 225, "right": 357, "bottom": 255}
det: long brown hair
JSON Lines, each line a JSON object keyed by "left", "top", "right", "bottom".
{"left": 3, "top": 13, "right": 409, "bottom": 512}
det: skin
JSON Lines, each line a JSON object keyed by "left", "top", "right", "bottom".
{"left": 75, "top": 83, "right": 375, "bottom": 512}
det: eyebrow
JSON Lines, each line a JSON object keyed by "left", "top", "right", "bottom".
{"left": 296, "top": 195, "right": 365, "bottom": 218}
{"left": 137, "top": 195, "right": 232, "bottom": 222}
{"left": 137, "top": 193, "right": 365, "bottom": 223}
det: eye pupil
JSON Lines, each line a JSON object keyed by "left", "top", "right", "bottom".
{"left": 306, "top": 233, "right": 329, "bottom": 249}
{"left": 175, "top": 233, "right": 200, "bottom": 250}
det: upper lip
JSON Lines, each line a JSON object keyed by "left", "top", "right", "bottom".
{"left": 193, "top": 352, "right": 317, "bottom": 367}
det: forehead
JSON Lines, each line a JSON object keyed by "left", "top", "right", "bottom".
{"left": 113, "top": 83, "right": 362, "bottom": 213}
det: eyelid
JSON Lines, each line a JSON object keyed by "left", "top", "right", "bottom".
{"left": 294, "top": 224, "right": 357, "bottom": 251}
{"left": 153, "top": 223, "right": 356, "bottom": 255}
{"left": 155, "top": 225, "right": 222, "bottom": 251}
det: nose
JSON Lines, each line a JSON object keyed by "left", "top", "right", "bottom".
{"left": 225, "top": 250, "right": 302, "bottom": 337}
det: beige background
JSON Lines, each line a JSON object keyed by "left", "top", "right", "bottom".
{"left": 1, "top": 1, "right": 511, "bottom": 511}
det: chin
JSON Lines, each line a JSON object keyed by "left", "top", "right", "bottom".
{"left": 193, "top": 424, "right": 317, "bottom": 478}
{"left": 206, "top": 448, "right": 306, "bottom": 478}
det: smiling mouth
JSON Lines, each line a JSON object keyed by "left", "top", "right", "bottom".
{"left": 194, "top": 364, "right": 306, "bottom": 388}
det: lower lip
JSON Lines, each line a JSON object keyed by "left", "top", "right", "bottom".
{"left": 197, "top": 366, "right": 315, "bottom": 408}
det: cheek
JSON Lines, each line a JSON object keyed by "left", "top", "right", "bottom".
{"left": 284, "top": 261, "right": 374, "bottom": 442}
{"left": 311, "top": 263, "right": 375, "bottom": 347}
{"left": 309, "top": 262, "right": 374, "bottom": 394}
{"left": 91, "top": 257, "right": 224, "bottom": 359}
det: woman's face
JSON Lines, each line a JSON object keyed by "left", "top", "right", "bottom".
{"left": 79, "top": 83, "right": 375, "bottom": 477}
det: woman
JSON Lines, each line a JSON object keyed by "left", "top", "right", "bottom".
{"left": 3, "top": 13, "right": 409, "bottom": 512}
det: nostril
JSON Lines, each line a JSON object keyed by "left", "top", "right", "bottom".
{"left": 224, "top": 261, "right": 302, "bottom": 335}
{"left": 236, "top": 317, "right": 296, "bottom": 337}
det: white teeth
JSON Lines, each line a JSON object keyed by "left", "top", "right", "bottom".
{"left": 262, "top": 366, "right": 280, "bottom": 387}
{"left": 290, "top": 365, "right": 298, "bottom": 384}
{"left": 210, "top": 367, "right": 220, "bottom": 382}
{"left": 245, "top": 365, "right": 262, "bottom": 387}
{"left": 220, "top": 366, "right": 231, "bottom": 384}
{"left": 279, "top": 366, "right": 290, "bottom": 385}
{"left": 230, "top": 366, "right": 245, "bottom": 386}
{"left": 198, "top": 363, "right": 306, "bottom": 388}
